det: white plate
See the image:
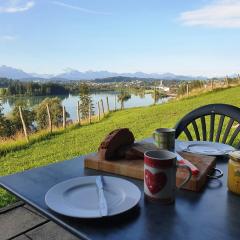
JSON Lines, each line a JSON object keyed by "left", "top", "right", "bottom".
{"left": 45, "top": 176, "right": 141, "bottom": 218}
{"left": 175, "top": 140, "right": 235, "bottom": 156}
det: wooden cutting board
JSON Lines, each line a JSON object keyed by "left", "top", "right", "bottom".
{"left": 84, "top": 143, "right": 216, "bottom": 192}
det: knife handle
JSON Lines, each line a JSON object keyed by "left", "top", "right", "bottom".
{"left": 178, "top": 159, "right": 200, "bottom": 176}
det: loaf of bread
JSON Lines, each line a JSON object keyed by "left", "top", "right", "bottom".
{"left": 97, "top": 128, "right": 135, "bottom": 160}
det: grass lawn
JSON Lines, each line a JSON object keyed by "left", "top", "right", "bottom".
{"left": 1, "top": 86, "right": 240, "bottom": 207}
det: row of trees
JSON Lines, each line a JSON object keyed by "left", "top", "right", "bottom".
{"left": 0, "top": 78, "right": 11, "bottom": 87}
{"left": 0, "top": 80, "right": 69, "bottom": 96}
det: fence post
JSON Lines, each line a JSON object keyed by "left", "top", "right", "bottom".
{"left": 115, "top": 95, "right": 117, "bottom": 111}
{"left": 77, "top": 101, "right": 81, "bottom": 125}
{"left": 46, "top": 104, "right": 52, "bottom": 133}
{"left": 100, "top": 99, "right": 105, "bottom": 116}
{"left": 97, "top": 101, "right": 101, "bottom": 121}
{"left": 225, "top": 76, "right": 229, "bottom": 87}
{"left": 154, "top": 86, "right": 157, "bottom": 104}
{"left": 121, "top": 100, "right": 124, "bottom": 110}
{"left": 221, "top": 78, "right": 225, "bottom": 86}
{"left": 106, "top": 96, "right": 110, "bottom": 113}
{"left": 18, "top": 106, "right": 29, "bottom": 142}
{"left": 63, "top": 106, "right": 66, "bottom": 129}
{"left": 211, "top": 80, "right": 214, "bottom": 91}
{"left": 88, "top": 104, "right": 91, "bottom": 124}
{"left": 186, "top": 83, "right": 189, "bottom": 97}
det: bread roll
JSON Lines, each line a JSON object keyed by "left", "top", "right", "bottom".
{"left": 97, "top": 128, "right": 135, "bottom": 160}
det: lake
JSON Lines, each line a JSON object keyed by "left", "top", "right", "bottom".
{"left": 0, "top": 91, "right": 170, "bottom": 121}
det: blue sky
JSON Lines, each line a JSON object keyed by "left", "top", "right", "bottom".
{"left": 0, "top": 0, "right": 240, "bottom": 76}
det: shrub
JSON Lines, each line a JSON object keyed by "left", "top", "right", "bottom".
{"left": 8, "top": 100, "right": 35, "bottom": 132}
{"left": 35, "top": 97, "right": 69, "bottom": 129}
{"left": 117, "top": 91, "right": 131, "bottom": 109}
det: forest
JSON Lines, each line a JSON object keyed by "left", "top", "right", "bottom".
{"left": 0, "top": 78, "right": 69, "bottom": 96}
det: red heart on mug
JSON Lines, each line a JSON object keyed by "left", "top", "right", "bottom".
{"left": 145, "top": 169, "right": 167, "bottom": 194}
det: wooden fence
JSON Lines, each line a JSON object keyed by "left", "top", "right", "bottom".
{"left": 18, "top": 97, "right": 113, "bottom": 142}
{"left": 178, "top": 77, "right": 240, "bottom": 99}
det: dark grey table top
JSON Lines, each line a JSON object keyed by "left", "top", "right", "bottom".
{"left": 0, "top": 155, "right": 240, "bottom": 240}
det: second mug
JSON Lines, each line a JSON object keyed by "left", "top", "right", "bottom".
{"left": 153, "top": 128, "right": 175, "bottom": 151}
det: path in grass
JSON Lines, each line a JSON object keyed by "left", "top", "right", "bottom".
{"left": 1, "top": 86, "right": 240, "bottom": 207}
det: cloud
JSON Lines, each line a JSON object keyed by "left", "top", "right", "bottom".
{"left": 0, "top": 35, "right": 16, "bottom": 42}
{"left": 0, "top": 0, "right": 35, "bottom": 13}
{"left": 179, "top": 0, "right": 240, "bottom": 28}
{"left": 52, "top": 1, "right": 111, "bottom": 15}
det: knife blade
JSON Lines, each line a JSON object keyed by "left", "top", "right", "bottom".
{"left": 96, "top": 176, "right": 108, "bottom": 217}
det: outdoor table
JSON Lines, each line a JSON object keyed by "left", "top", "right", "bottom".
{"left": 0, "top": 150, "right": 240, "bottom": 240}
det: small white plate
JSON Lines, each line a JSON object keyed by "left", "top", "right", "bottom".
{"left": 45, "top": 176, "right": 141, "bottom": 218}
{"left": 175, "top": 140, "right": 235, "bottom": 156}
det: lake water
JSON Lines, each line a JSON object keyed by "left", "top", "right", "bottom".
{"left": 1, "top": 92, "right": 170, "bottom": 121}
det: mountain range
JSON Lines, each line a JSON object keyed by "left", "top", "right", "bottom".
{"left": 0, "top": 65, "right": 207, "bottom": 81}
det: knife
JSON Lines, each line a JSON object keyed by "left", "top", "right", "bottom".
{"left": 175, "top": 152, "right": 200, "bottom": 176}
{"left": 96, "top": 176, "right": 108, "bottom": 217}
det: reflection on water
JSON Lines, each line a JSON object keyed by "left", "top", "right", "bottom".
{"left": 1, "top": 92, "right": 170, "bottom": 121}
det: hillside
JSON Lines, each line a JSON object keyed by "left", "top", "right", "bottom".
{"left": 0, "top": 86, "right": 240, "bottom": 207}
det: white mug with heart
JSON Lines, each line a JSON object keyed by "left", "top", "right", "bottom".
{"left": 144, "top": 150, "right": 192, "bottom": 204}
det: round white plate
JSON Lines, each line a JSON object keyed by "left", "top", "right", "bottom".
{"left": 45, "top": 176, "right": 141, "bottom": 218}
{"left": 175, "top": 140, "right": 235, "bottom": 156}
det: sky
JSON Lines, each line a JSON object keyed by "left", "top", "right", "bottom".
{"left": 0, "top": 0, "right": 240, "bottom": 77}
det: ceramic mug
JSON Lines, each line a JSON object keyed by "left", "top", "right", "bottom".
{"left": 144, "top": 150, "right": 192, "bottom": 204}
{"left": 152, "top": 128, "right": 175, "bottom": 151}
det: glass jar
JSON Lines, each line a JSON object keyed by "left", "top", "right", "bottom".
{"left": 228, "top": 151, "right": 240, "bottom": 195}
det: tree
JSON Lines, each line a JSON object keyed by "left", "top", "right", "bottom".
{"left": 0, "top": 103, "right": 3, "bottom": 120}
{"left": 79, "top": 84, "right": 94, "bottom": 119}
{"left": 151, "top": 87, "right": 163, "bottom": 104}
{"left": 117, "top": 91, "right": 131, "bottom": 109}
{"left": 0, "top": 88, "right": 7, "bottom": 96}
{"left": 0, "top": 103, "right": 16, "bottom": 138}
{"left": 35, "top": 97, "right": 69, "bottom": 129}
{"left": 8, "top": 100, "right": 35, "bottom": 132}
{"left": 177, "top": 83, "right": 186, "bottom": 95}
{"left": 0, "top": 103, "right": 5, "bottom": 136}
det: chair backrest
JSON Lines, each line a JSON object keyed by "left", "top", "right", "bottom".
{"left": 174, "top": 104, "right": 240, "bottom": 149}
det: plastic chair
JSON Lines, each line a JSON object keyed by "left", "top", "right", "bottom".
{"left": 175, "top": 104, "right": 240, "bottom": 149}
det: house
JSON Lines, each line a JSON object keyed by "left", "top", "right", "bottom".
{"left": 156, "top": 81, "right": 170, "bottom": 92}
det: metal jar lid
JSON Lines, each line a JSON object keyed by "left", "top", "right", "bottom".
{"left": 229, "top": 151, "right": 240, "bottom": 162}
